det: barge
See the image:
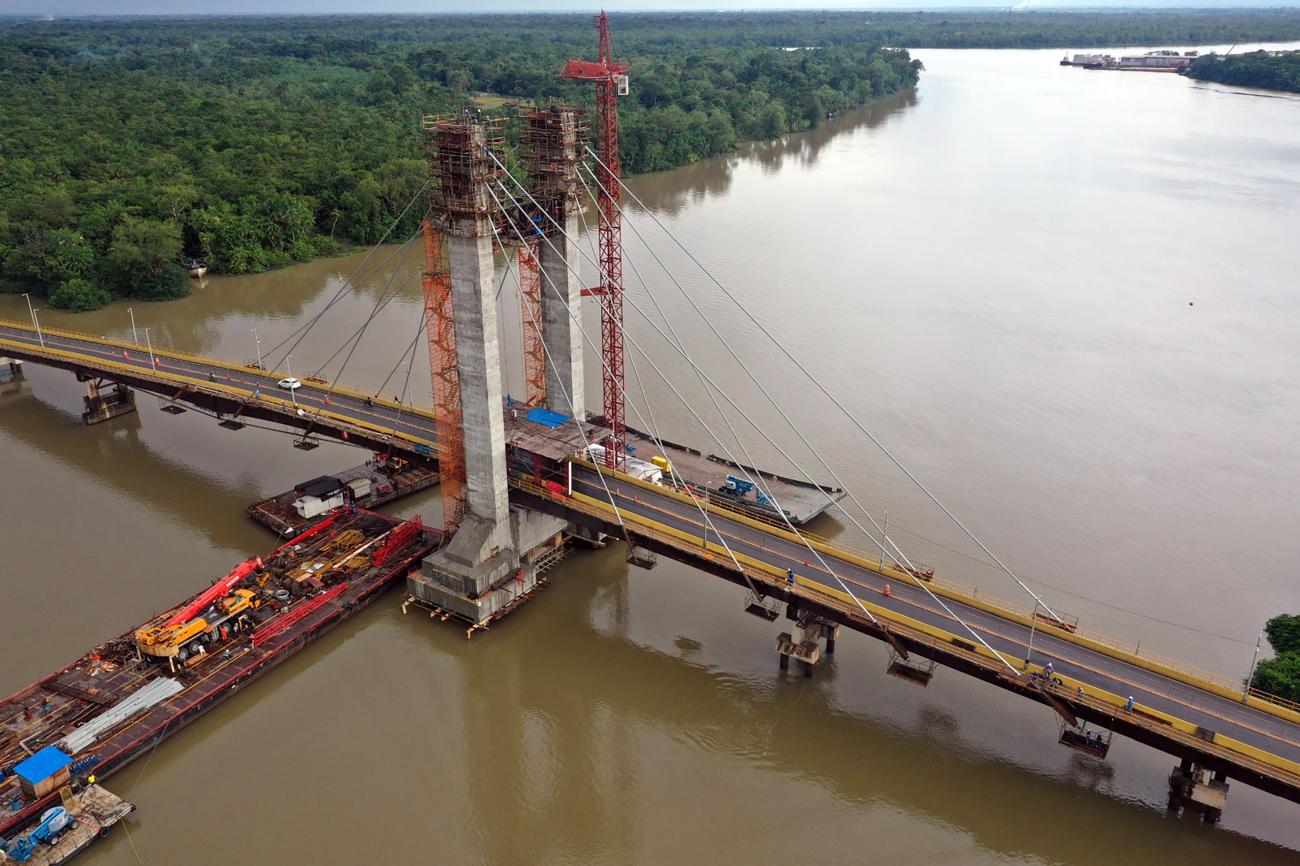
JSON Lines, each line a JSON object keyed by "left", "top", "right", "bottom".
{"left": 1, "top": 508, "right": 440, "bottom": 843}
{"left": 246, "top": 453, "right": 439, "bottom": 536}
{"left": 1, "top": 785, "right": 134, "bottom": 865}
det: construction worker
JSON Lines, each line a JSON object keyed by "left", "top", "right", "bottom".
{"left": 1126, "top": 696, "right": 1135, "bottom": 712}
{"left": 786, "top": 568, "right": 795, "bottom": 587}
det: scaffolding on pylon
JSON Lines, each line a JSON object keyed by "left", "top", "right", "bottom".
{"left": 420, "top": 220, "right": 465, "bottom": 534}
{"left": 420, "top": 113, "right": 511, "bottom": 533}
{"left": 422, "top": 113, "right": 507, "bottom": 237}
{"left": 519, "top": 107, "right": 590, "bottom": 234}
{"left": 518, "top": 238, "right": 547, "bottom": 408}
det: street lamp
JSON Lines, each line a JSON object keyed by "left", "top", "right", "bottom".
{"left": 21, "top": 293, "right": 44, "bottom": 348}
{"left": 1024, "top": 599, "right": 1041, "bottom": 671}
{"left": 128, "top": 307, "right": 138, "bottom": 344}
{"left": 286, "top": 355, "right": 297, "bottom": 407}
{"left": 143, "top": 327, "right": 157, "bottom": 370}
{"left": 1245, "top": 631, "right": 1264, "bottom": 702}
{"left": 251, "top": 328, "right": 264, "bottom": 371}
{"left": 31, "top": 308, "right": 45, "bottom": 349}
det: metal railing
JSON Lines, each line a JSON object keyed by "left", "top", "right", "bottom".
{"left": 552, "top": 465, "right": 1300, "bottom": 718}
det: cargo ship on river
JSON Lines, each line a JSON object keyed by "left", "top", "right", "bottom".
{"left": 0, "top": 508, "right": 440, "bottom": 845}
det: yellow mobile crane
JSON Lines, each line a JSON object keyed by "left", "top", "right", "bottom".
{"left": 135, "top": 557, "right": 263, "bottom": 663}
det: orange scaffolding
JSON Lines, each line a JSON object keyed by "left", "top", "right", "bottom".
{"left": 421, "top": 220, "right": 465, "bottom": 533}
{"left": 518, "top": 238, "right": 546, "bottom": 407}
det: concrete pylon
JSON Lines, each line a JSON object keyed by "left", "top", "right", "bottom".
{"left": 539, "top": 211, "right": 584, "bottom": 418}
{"left": 447, "top": 232, "right": 510, "bottom": 528}
{"left": 523, "top": 106, "right": 589, "bottom": 419}
{"left": 410, "top": 113, "right": 571, "bottom": 626}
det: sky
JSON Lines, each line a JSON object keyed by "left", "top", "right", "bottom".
{"left": 6, "top": 0, "right": 1300, "bottom": 16}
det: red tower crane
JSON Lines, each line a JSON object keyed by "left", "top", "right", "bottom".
{"left": 562, "top": 10, "right": 629, "bottom": 471}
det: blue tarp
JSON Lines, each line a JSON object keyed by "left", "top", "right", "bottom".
{"left": 525, "top": 407, "right": 571, "bottom": 429}
{"left": 14, "top": 746, "right": 72, "bottom": 785}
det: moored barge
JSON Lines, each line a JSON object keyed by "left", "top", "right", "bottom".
{"left": 1, "top": 508, "right": 440, "bottom": 841}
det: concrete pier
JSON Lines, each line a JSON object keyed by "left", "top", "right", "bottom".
{"left": 81, "top": 379, "right": 136, "bottom": 425}
{"left": 777, "top": 611, "right": 838, "bottom": 677}
{"left": 1169, "top": 760, "right": 1230, "bottom": 823}
{"left": 0, "top": 358, "right": 23, "bottom": 396}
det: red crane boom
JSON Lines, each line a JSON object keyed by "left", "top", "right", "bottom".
{"left": 165, "top": 556, "right": 262, "bottom": 627}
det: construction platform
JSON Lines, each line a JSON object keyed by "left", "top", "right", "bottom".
{"left": 623, "top": 424, "right": 845, "bottom": 525}
{"left": 246, "top": 455, "right": 439, "bottom": 537}
{"left": 0, "top": 785, "right": 134, "bottom": 865}
{"left": 502, "top": 407, "right": 843, "bottom": 526}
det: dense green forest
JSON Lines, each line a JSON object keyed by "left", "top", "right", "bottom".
{"left": 0, "top": 15, "right": 924, "bottom": 310}
{"left": 1187, "top": 50, "right": 1300, "bottom": 94}
{"left": 1251, "top": 614, "right": 1300, "bottom": 703}
{"left": 3, "top": 10, "right": 1298, "bottom": 311}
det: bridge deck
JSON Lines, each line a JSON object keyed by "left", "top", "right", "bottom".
{"left": 6, "top": 317, "right": 1300, "bottom": 805}
{"left": 543, "top": 464, "right": 1300, "bottom": 802}
{"left": 0, "top": 319, "right": 441, "bottom": 452}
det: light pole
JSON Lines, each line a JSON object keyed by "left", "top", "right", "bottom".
{"left": 31, "top": 308, "right": 45, "bottom": 349}
{"left": 21, "top": 293, "right": 44, "bottom": 348}
{"left": 1245, "top": 631, "right": 1264, "bottom": 702}
{"left": 1024, "top": 599, "right": 1040, "bottom": 671}
{"left": 251, "top": 328, "right": 263, "bottom": 371}
{"left": 286, "top": 355, "right": 297, "bottom": 407}
{"left": 143, "top": 327, "right": 157, "bottom": 369}
{"left": 129, "top": 307, "right": 138, "bottom": 344}
{"left": 879, "top": 510, "right": 889, "bottom": 568}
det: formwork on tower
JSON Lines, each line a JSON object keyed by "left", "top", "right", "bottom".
{"left": 420, "top": 113, "right": 508, "bottom": 533}
{"left": 518, "top": 107, "right": 589, "bottom": 410}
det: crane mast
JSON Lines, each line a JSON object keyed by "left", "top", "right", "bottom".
{"left": 562, "top": 10, "right": 629, "bottom": 471}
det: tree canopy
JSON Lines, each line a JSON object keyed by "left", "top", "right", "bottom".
{"left": 0, "top": 14, "right": 928, "bottom": 310}
{"left": 1187, "top": 50, "right": 1300, "bottom": 95}
{"left": 4, "top": 10, "right": 1298, "bottom": 311}
{"left": 1251, "top": 613, "right": 1300, "bottom": 702}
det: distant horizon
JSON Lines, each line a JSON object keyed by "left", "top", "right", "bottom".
{"left": 6, "top": 2, "right": 1300, "bottom": 18}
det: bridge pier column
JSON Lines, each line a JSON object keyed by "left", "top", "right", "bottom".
{"left": 1168, "top": 761, "right": 1229, "bottom": 824}
{"left": 81, "top": 378, "right": 136, "bottom": 425}
{"left": 0, "top": 357, "right": 23, "bottom": 396}
{"left": 776, "top": 614, "right": 837, "bottom": 677}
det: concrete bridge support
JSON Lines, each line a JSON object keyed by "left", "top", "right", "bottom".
{"left": 411, "top": 113, "right": 571, "bottom": 626}
{"left": 1168, "top": 760, "right": 1229, "bottom": 824}
{"left": 80, "top": 377, "right": 136, "bottom": 425}
{"left": 0, "top": 358, "right": 23, "bottom": 396}
{"left": 777, "top": 609, "right": 839, "bottom": 677}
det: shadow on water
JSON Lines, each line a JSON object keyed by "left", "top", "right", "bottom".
{"left": 626, "top": 88, "right": 920, "bottom": 216}
{"left": 0, "top": 382, "right": 285, "bottom": 551}
{"left": 413, "top": 563, "right": 1298, "bottom": 866}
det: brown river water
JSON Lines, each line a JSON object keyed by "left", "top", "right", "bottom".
{"left": 2, "top": 46, "right": 1299, "bottom": 864}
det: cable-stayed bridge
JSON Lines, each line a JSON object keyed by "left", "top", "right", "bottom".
{"left": 3, "top": 11, "right": 1296, "bottom": 831}
{"left": 4, "top": 311, "right": 1300, "bottom": 817}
